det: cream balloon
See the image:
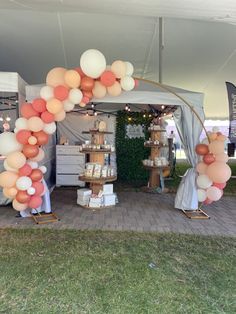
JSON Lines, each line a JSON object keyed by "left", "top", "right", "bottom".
{"left": 92, "top": 81, "right": 106, "bottom": 98}
{"left": 28, "top": 136, "right": 38, "bottom": 145}
{"left": 111, "top": 60, "right": 127, "bottom": 78}
{"left": 80, "top": 49, "right": 106, "bottom": 79}
{"left": 3, "top": 187, "right": 17, "bottom": 199}
{"left": 63, "top": 100, "right": 75, "bottom": 112}
{"left": 0, "top": 171, "right": 19, "bottom": 188}
{"left": 120, "top": 76, "right": 135, "bottom": 91}
{"left": 0, "top": 132, "right": 23, "bottom": 156}
{"left": 46, "top": 67, "right": 67, "bottom": 87}
{"left": 6, "top": 151, "right": 26, "bottom": 169}
{"left": 4, "top": 159, "right": 17, "bottom": 172}
{"left": 46, "top": 98, "right": 63, "bottom": 114}
{"left": 43, "top": 122, "right": 56, "bottom": 135}
{"left": 54, "top": 110, "right": 66, "bottom": 122}
{"left": 107, "top": 81, "right": 122, "bottom": 96}
{"left": 16, "top": 176, "right": 32, "bottom": 191}
{"left": 79, "top": 102, "right": 86, "bottom": 108}
{"left": 64, "top": 70, "right": 81, "bottom": 88}
{"left": 27, "top": 117, "right": 44, "bottom": 132}
{"left": 40, "top": 85, "right": 54, "bottom": 101}
{"left": 125, "top": 61, "right": 134, "bottom": 76}
{"left": 68, "top": 88, "right": 83, "bottom": 104}
{"left": 15, "top": 117, "right": 29, "bottom": 130}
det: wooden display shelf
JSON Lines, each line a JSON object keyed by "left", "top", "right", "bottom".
{"left": 81, "top": 149, "right": 113, "bottom": 153}
{"left": 79, "top": 175, "right": 117, "bottom": 183}
{"left": 82, "top": 130, "right": 113, "bottom": 134}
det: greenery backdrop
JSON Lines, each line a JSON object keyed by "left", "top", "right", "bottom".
{"left": 115, "top": 111, "right": 152, "bottom": 183}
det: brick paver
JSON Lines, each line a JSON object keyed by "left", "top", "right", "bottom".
{"left": 0, "top": 188, "right": 235, "bottom": 236}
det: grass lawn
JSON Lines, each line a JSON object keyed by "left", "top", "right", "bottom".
{"left": 0, "top": 229, "right": 235, "bottom": 314}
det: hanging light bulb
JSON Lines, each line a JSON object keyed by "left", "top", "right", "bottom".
{"left": 6, "top": 116, "right": 11, "bottom": 121}
{"left": 86, "top": 111, "right": 89, "bottom": 116}
{"left": 143, "top": 113, "right": 146, "bottom": 118}
{"left": 163, "top": 113, "right": 166, "bottom": 116}
{"left": 94, "top": 110, "right": 98, "bottom": 116}
{"left": 128, "top": 117, "right": 132, "bottom": 121}
{"left": 91, "top": 103, "right": 95, "bottom": 109}
{"left": 161, "top": 105, "right": 165, "bottom": 110}
{"left": 125, "top": 104, "right": 129, "bottom": 111}
{"left": 149, "top": 114, "right": 152, "bottom": 118}
{"left": 128, "top": 106, "right": 131, "bottom": 112}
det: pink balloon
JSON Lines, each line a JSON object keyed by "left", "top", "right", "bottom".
{"left": 32, "top": 98, "right": 47, "bottom": 113}
{"left": 213, "top": 182, "right": 226, "bottom": 189}
{"left": 29, "top": 196, "right": 42, "bottom": 209}
{"left": 196, "top": 162, "right": 208, "bottom": 174}
{"left": 203, "top": 198, "right": 213, "bottom": 205}
{"left": 206, "top": 186, "right": 222, "bottom": 201}
{"left": 30, "top": 148, "right": 45, "bottom": 162}
{"left": 208, "top": 140, "right": 225, "bottom": 155}
{"left": 19, "top": 163, "right": 32, "bottom": 176}
{"left": 100, "top": 71, "right": 116, "bottom": 87}
{"left": 206, "top": 161, "right": 231, "bottom": 183}
{"left": 203, "top": 153, "right": 215, "bottom": 165}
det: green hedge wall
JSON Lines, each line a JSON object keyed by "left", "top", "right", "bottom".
{"left": 115, "top": 111, "right": 153, "bottom": 183}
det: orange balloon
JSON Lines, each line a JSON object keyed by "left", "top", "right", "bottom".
{"left": 16, "top": 190, "right": 31, "bottom": 204}
{"left": 81, "top": 76, "right": 95, "bottom": 91}
{"left": 46, "top": 67, "right": 67, "bottom": 87}
{"left": 30, "top": 169, "right": 43, "bottom": 182}
{"left": 33, "top": 131, "right": 49, "bottom": 145}
{"left": 23, "top": 144, "right": 39, "bottom": 158}
{"left": 54, "top": 110, "right": 66, "bottom": 122}
{"left": 3, "top": 187, "right": 18, "bottom": 199}
{"left": 92, "top": 81, "right": 106, "bottom": 98}
{"left": 64, "top": 70, "right": 81, "bottom": 88}
{"left": 0, "top": 171, "right": 19, "bottom": 188}
{"left": 6, "top": 152, "right": 26, "bottom": 169}
{"left": 107, "top": 81, "right": 122, "bottom": 96}
{"left": 46, "top": 98, "right": 63, "bottom": 114}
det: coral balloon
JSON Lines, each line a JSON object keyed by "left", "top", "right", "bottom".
{"left": 82, "top": 96, "right": 90, "bottom": 105}
{"left": 195, "top": 144, "right": 209, "bottom": 155}
{"left": 40, "top": 85, "right": 54, "bottom": 101}
{"left": 54, "top": 85, "right": 69, "bottom": 101}
{"left": 68, "top": 88, "right": 83, "bottom": 104}
{"left": 30, "top": 169, "right": 43, "bottom": 182}
{"left": 27, "top": 117, "right": 44, "bottom": 132}
{"left": 16, "top": 190, "right": 31, "bottom": 204}
{"left": 196, "top": 174, "right": 212, "bottom": 189}
{"left": 92, "top": 81, "right": 106, "bottom": 98}
{"left": 46, "top": 98, "right": 63, "bottom": 114}
{"left": 30, "top": 148, "right": 45, "bottom": 162}
{"left": 196, "top": 162, "right": 208, "bottom": 174}
{"left": 107, "top": 81, "right": 122, "bottom": 96}
{"left": 28, "top": 196, "right": 42, "bottom": 209}
{"left": 6, "top": 152, "right": 26, "bottom": 169}
{"left": 20, "top": 103, "right": 39, "bottom": 119}
{"left": 80, "top": 76, "right": 95, "bottom": 91}
{"left": 213, "top": 182, "right": 226, "bottom": 189}
{"left": 208, "top": 140, "right": 224, "bottom": 155}
{"left": 197, "top": 189, "right": 207, "bottom": 202}
{"left": 54, "top": 110, "right": 66, "bottom": 122}
{"left": 32, "top": 181, "right": 44, "bottom": 196}
{"left": 80, "top": 49, "right": 106, "bottom": 78}
{"left": 19, "top": 163, "right": 32, "bottom": 177}
{"left": 12, "top": 199, "right": 28, "bottom": 211}
{"left": 0, "top": 171, "right": 18, "bottom": 188}
{"left": 16, "top": 129, "right": 32, "bottom": 145}
{"left": 23, "top": 144, "right": 39, "bottom": 158}
{"left": 46, "top": 67, "right": 67, "bottom": 87}
{"left": 0, "top": 132, "right": 23, "bottom": 156}
{"left": 120, "top": 76, "right": 135, "bottom": 91}
{"left": 215, "top": 153, "right": 229, "bottom": 163}
{"left": 16, "top": 176, "right": 32, "bottom": 191}
{"left": 63, "top": 100, "right": 75, "bottom": 112}
{"left": 3, "top": 187, "right": 17, "bottom": 199}
{"left": 100, "top": 71, "right": 116, "bottom": 87}
{"left": 28, "top": 136, "right": 37, "bottom": 145}
{"left": 83, "top": 90, "right": 93, "bottom": 99}
{"left": 64, "top": 70, "right": 81, "bottom": 88}
{"left": 206, "top": 186, "right": 222, "bottom": 201}
{"left": 43, "top": 122, "right": 56, "bottom": 135}
{"left": 206, "top": 162, "right": 231, "bottom": 183}
{"left": 33, "top": 131, "right": 49, "bottom": 145}
{"left": 32, "top": 98, "right": 47, "bottom": 113}
{"left": 203, "top": 153, "right": 215, "bottom": 165}
{"left": 111, "top": 60, "right": 127, "bottom": 78}
{"left": 41, "top": 111, "right": 55, "bottom": 123}
{"left": 15, "top": 117, "right": 28, "bottom": 130}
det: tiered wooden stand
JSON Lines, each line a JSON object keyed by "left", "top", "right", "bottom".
{"left": 143, "top": 129, "right": 170, "bottom": 191}
{"left": 79, "top": 130, "right": 117, "bottom": 196}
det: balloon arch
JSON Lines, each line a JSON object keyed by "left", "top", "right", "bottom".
{"left": 0, "top": 49, "right": 232, "bottom": 212}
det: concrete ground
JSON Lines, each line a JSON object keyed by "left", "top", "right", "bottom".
{"left": 0, "top": 188, "right": 235, "bottom": 236}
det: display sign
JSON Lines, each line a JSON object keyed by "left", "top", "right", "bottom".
{"left": 126, "top": 124, "right": 145, "bottom": 139}
{"left": 226, "top": 81, "right": 236, "bottom": 143}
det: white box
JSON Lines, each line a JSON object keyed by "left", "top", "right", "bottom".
{"left": 77, "top": 189, "right": 92, "bottom": 197}
{"left": 104, "top": 194, "right": 116, "bottom": 206}
{"left": 103, "top": 184, "right": 113, "bottom": 195}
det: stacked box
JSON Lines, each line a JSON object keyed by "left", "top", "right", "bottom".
{"left": 77, "top": 189, "right": 92, "bottom": 206}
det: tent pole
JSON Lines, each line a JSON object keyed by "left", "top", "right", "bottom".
{"left": 159, "top": 17, "right": 164, "bottom": 83}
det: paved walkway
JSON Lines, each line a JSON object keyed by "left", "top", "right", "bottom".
{"left": 0, "top": 188, "right": 235, "bottom": 236}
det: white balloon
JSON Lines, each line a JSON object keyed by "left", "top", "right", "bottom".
{"left": 63, "top": 100, "right": 75, "bottom": 112}
{"left": 27, "top": 161, "right": 38, "bottom": 169}
{"left": 197, "top": 189, "right": 207, "bottom": 202}
{"left": 120, "top": 76, "right": 135, "bottom": 91}
{"left": 196, "top": 174, "right": 213, "bottom": 189}
{"left": 3, "top": 159, "right": 17, "bottom": 172}
{"left": 212, "top": 126, "right": 220, "bottom": 133}
{"left": 15, "top": 117, "right": 28, "bottom": 130}
{"left": 27, "top": 187, "right": 36, "bottom": 195}
{"left": 16, "top": 176, "right": 32, "bottom": 191}
{"left": 80, "top": 49, "right": 106, "bottom": 78}
{"left": 43, "top": 122, "right": 56, "bottom": 135}
{"left": 0, "top": 132, "right": 23, "bottom": 156}
{"left": 125, "top": 61, "right": 134, "bottom": 76}
{"left": 40, "top": 85, "right": 54, "bottom": 101}
{"left": 39, "top": 166, "right": 47, "bottom": 174}
{"left": 14, "top": 128, "right": 19, "bottom": 133}
{"left": 68, "top": 88, "right": 83, "bottom": 104}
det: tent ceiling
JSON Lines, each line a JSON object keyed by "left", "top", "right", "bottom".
{"left": 0, "top": 1, "right": 236, "bottom": 119}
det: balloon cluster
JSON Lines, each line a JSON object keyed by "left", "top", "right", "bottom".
{"left": 0, "top": 49, "right": 136, "bottom": 211}
{"left": 195, "top": 127, "right": 231, "bottom": 205}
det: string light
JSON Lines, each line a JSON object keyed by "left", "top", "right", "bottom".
{"left": 125, "top": 104, "right": 129, "bottom": 111}
{"left": 148, "top": 114, "right": 152, "bottom": 118}
{"left": 128, "top": 117, "right": 132, "bottom": 121}
{"left": 143, "top": 113, "right": 146, "bottom": 118}
{"left": 91, "top": 103, "right": 95, "bottom": 109}
{"left": 161, "top": 105, "right": 165, "bottom": 110}
{"left": 0, "top": 116, "right": 3, "bottom": 122}
{"left": 86, "top": 111, "right": 89, "bottom": 116}
{"left": 128, "top": 106, "right": 131, "bottom": 112}
{"left": 94, "top": 110, "right": 98, "bottom": 116}
{"left": 6, "top": 116, "right": 11, "bottom": 121}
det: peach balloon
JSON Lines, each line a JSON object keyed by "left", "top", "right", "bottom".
{"left": 215, "top": 152, "right": 229, "bottom": 163}
{"left": 54, "top": 110, "right": 66, "bottom": 122}
{"left": 27, "top": 117, "right": 44, "bottom": 132}
{"left": 28, "top": 136, "right": 38, "bottom": 145}
{"left": 23, "top": 145, "right": 39, "bottom": 158}
{"left": 217, "top": 134, "right": 227, "bottom": 141}
{"left": 30, "top": 148, "right": 45, "bottom": 162}
{"left": 107, "top": 81, "right": 122, "bottom": 96}
{"left": 0, "top": 171, "right": 18, "bottom": 188}
{"left": 111, "top": 60, "right": 127, "bottom": 78}
{"left": 206, "top": 161, "right": 231, "bottom": 183}
{"left": 92, "top": 81, "right": 106, "bottom": 98}
{"left": 12, "top": 199, "right": 28, "bottom": 211}
{"left": 30, "top": 169, "right": 43, "bottom": 182}
{"left": 196, "top": 162, "right": 208, "bottom": 174}
{"left": 64, "top": 70, "right": 81, "bottom": 88}
{"left": 6, "top": 152, "right": 26, "bottom": 169}
{"left": 16, "top": 190, "right": 31, "bottom": 204}
{"left": 46, "top": 67, "right": 67, "bottom": 87}
{"left": 46, "top": 98, "right": 63, "bottom": 114}
{"left": 208, "top": 140, "right": 225, "bottom": 155}
{"left": 3, "top": 159, "right": 17, "bottom": 172}
{"left": 3, "top": 187, "right": 17, "bottom": 199}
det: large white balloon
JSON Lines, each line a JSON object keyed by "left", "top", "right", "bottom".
{"left": 0, "top": 132, "right": 23, "bottom": 156}
{"left": 43, "top": 122, "right": 57, "bottom": 135}
{"left": 80, "top": 49, "right": 106, "bottom": 79}
{"left": 15, "top": 117, "right": 29, "bottom": 130}
{"left": 68, "top": 88, "right": 83, "bottom": 104}
{"left": 125, "top": 62, "right": 134, "bottom": 76}
{"left": 120, "top": 76, "right": 135, "bottom": 91}
{"left": 197, "top": 189, "right": 207, "bottom": 202}
{"left": 63, "top": 100, "right": 75, "bottom": 112}
{"left": 16, "top": 176, "right": 32, "bottom": 191}
{"left": 196, "top": 174, "right": 213, "bottom": 189}
{"left": 40, "top": 85, "right": 54, "bottom": 101}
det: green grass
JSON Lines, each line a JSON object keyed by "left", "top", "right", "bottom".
{"left": 0, "top": 229, "right": 235, "bottom": 314}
